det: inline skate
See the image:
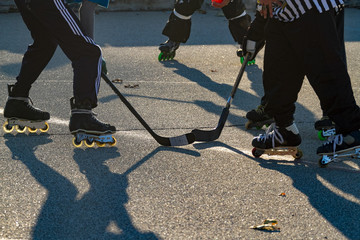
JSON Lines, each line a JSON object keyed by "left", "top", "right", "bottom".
{"left": 317, "top": 130, "right": 360, "bottom": 167}
{"left": 69, "top": 97, "right": 117, "bottom": 148}
{"left": 245, "top": 104, "right": 274, "bottom": 130}
{"left": 158, "top": 39, "right": 180, "bottom": 61}
{"left": 251, "top": 123, "right": 303, "bottom": 159}
{"left": 3, "top": 84, "right": 50, "bottom": 134}
{"left": 314, "top": 116, "right": 335, "bottom": 140}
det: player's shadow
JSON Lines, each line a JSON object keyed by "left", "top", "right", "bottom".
{"left": 4, "top": 135, "right": 199, "bottom": 239}
{"left": 195, "top": 140, "right": 360, "bottom": 238}
{"left": 252, "top": 156, "right": 360, "bottom": 239}
{"left": 159, "top": 60, "right": 260, "bottom": 128}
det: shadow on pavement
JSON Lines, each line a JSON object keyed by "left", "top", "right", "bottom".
{"left": 4, "top": 135, "right": 200, "bottom": 239}
{"left": 194, "top": 140, "right": 360, "bottom": 239}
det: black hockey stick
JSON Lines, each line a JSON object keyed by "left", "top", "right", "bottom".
{"left": 101, "top": 72, "right": 195, "bottom": 146}
{"left": 191, "top": 53, "right": 250, "bottom": 141}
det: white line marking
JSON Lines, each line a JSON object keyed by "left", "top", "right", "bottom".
{"left": 48, "top": 117, "right": 69, "bottom": 126}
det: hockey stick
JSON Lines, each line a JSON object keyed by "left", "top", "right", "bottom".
{"left": 191, "top": 53, "right": 250, "bottom": 141}
{"left": 101, "top": 72, "right": 195, "bottom": 146}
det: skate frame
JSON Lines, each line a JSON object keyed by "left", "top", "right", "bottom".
{"left": 319, "top": 147, "right": 360, "bottom": 166}
{"left": 191, "top": 53, "right": 250, "bottom": 141}
{"left": 101, "top": 73, "right": 195, "bottom": 146}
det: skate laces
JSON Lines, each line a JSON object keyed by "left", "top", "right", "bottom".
{"left": 257, "top": 123, "right": 284, "bottom": 147}
{"left": 323, "top": 134, "right": 343, "bottom": 154}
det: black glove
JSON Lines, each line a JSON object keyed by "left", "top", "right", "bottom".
{"left": 241, "top": 11, "right": 267, "bottom": 61}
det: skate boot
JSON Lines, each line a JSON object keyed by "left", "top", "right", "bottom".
{"left": 245, "top": 104, "right": 274, "bottom": 130}
{"left": 314, "top": 116, "right": 335, "bottom": 140}
{"left": 317, "top": 129, "right": 360, "bottom": 167}
{"left": 158, "top": 39, "right": 180, "bottom": 61}
{"left": 237, "top": 48, "right": 256, "bottom": 65}
{"left": 251, "top": 123, "right": 303, "bottom": 159}
{"left": 3, "top": 84, "right": 50, "bottom": 134}
{"left": 69, "top": 97, "right": 117, "bottom": 148}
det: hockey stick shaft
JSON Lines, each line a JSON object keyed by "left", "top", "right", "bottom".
{"left": 101, "top": 73, "right": 195, "bottom": 146}
{"left": 192, "top": 53, "right": 250, "bottom": 141}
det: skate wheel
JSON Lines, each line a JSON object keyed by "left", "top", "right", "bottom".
{"left": 318, "top": 157, "right": 328, "bottom": 168}
{"left": 39, "top": 122, "right": 49, "bottom": 133}
{"left": 240, "top": 57, "right": 244, "bottom": 64}
{"left": 3, "top": 121, "right": 14, "bottom": 133}
{"left": 72, "top": 137, "right": 83, "bottom": 148}
{"left": 158, "top": 52, "right": 165, "bottom": 61}
{"left": 294, "top": 149, "right": 303, "bottom": 159}
{"left": 158, "top": 52, "right": 175, "bottom": 61}
{"left": 108, "top": 136, "right": 117, "bottom": 146}
{"left": 96, "top": 141, "right": 106, "bottom": 147}
{"left": 85, "top": 139, "right": 95, "bottom": 148}
{"left": 15, "top": 125, "right": 26, "bottom": 133}
{"left": 317, "top": 130, "right": 326, "bottom": 141}
{"left": 248, "top": 59, "right": 256, "bottom": 65}
{"left": 252, "top": 147, "right": 263, "bottom": 158}
{"left": 28, "top": 127, "right": 38, "bottom": 133}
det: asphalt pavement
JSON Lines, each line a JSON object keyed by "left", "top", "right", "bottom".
{"left": 1, "top": 7, "right": 360, "bottom": 240}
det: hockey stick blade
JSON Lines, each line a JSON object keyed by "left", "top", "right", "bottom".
{"left": 101, "top": 73, "right": 195, "bottom": 146}
{"left": 191, "top": 53, "right": 250, "bottom": 142}
{"left": 192, "top": 107, "right": 229, "bottom": 141}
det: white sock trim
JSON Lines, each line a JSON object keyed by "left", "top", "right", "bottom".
{"left": 173, "top": 9, "right": 192, "bottom": 20}
{"left": 286, "top": 123, "right": 299, "bottom": 134}
{"left": 228, "top": 10, "right": 247, "bottom": 21}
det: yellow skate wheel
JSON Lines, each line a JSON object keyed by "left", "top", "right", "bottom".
{"left": 28, "top": 127, "right": 37, "bottom": 133}
{"left": 84, "top": 139, "right": 95, "bottom": 148}
{"left": 96, "top": 141, "right": 106, "bottom": 147}
{"left": 108, "top": 136, "right": 117, "bottom": 146}
{"left": 15, "top": 125, "right": 27, "bottom": 133}
{"left": 40, "top": 122, "right": 49, "bottom": 133}
{"left": 3, "top": 121, "right": 14, "bottom": 133}
{"left": 72, "top": 137, "right": 83, "bottom": 148}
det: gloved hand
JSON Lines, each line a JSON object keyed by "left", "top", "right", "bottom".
{"left": 101, "top": 57, "right": 108, "bottom": 75}
{"left": 241, "top": 36, "right": 265, "bottom": 62}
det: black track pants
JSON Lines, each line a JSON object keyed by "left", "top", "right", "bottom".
{"left": 264, "top": 9, "right": 360, "bottom": 134}
{"left": 162, "top": 0, "right": 247, "bottom": 43}
{"left": 14, "top": 0, "right": 102, "bottom": 107}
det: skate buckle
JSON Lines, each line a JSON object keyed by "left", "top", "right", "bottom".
{"left": 355, "top": 148, "right": 360, "bottom": 159}
{"left": 322, "top": 128, "right": 336, "bottom": 137}
{"left": 76, "top": 133, "right": 113, "bottom": 143}
{"left": 320, "top": 155, "right": 333, "bottom": 165}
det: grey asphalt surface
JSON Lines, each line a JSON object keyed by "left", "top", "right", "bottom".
{"left": 1, "top": 7, "right": 360, "bottom": 240}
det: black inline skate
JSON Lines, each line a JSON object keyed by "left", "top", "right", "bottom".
{"left": 158, "top": 39, "right": 180, "bottom": 61}
{"left": 3, "top": 84, "right": 50, "bottom": 134}
{"left": 69, "top": 97, "right": 117, "bottom": 148}
{"left": 314, "top": 116, "right": 335, "bottom": 140}
{"left": 317, "top": 129, "right": 360, "bottom": 167}
{"left": 245, "top": 104, "right": 274, "bottom": 130}
{"left": 251, "top": 123, "right": 303, "bottom": 159}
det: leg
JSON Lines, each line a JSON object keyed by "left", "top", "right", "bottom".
{"left": 13, "top": 0, "right": 58, "bottom": 97}
{"left": 29, "top": 0, "right": 102, "bottom": 107}
{"left": 222, "top": 0, "right": 250, "bottom": 44}
{"left": 161, "top": 0, "right": 204, "bottom": 43}
{"left": 302, "top": 10, "right": 360, "bottom": 134}
{"left": 79, "top": 0, "right": 97, "bottom": 39}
